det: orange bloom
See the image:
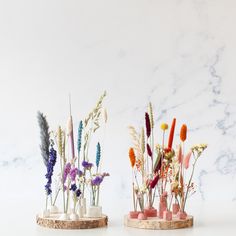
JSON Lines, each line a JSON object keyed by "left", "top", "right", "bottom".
{"left": 136, "top": 159, "right": 142, "bottom": 171}
{"left": 129, "top": 148, "right": 136, "bottom": 168}
{"left": 180, "top": 124, "right": 187, "bottom": 142}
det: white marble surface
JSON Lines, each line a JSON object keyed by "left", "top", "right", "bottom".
{"left": 0, "top": 0, "right": 236, "bottom": 234}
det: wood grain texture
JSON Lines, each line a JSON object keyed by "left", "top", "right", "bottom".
{"left": 36, "top": 213, "right": 108, "bottom": 229}
{"left": 124, "top": 215, "right": 193, "bottom": 230}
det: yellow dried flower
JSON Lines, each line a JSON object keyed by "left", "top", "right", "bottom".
{"left": 161, "top": 123, "right": 168, "bottom": 131}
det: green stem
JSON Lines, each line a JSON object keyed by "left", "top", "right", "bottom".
{"left": 97, "top": 186, "right": 100, "bottom": 206}
{"left": 183, "top": 154, "right": 199, "bottom": 211}
{"left": 60, "top": 157, "right": 66, "bottom": 213}
{"left": 135, "top": 196, "right": 138, "bottom": 211}
{"left": 146, "top": 137, "right": 149, "bottom": 175}
{"left": 78, "top": 151, "right": 80, "bottom": 170}
{"left": 152, "top": 186, "right": 157, "bottom": 206}
{"left": 45, "top": 195, "right": 48, "bottom": 210}
{"left": 132, "top": 182, "right": 136, "bottom": 211}
{"left": 52, "top": 188, "right": 60, "bottom": 206}
{"left": 148, "top": 188, "right": 152, "bottom": 208}
{"left": 73, "top": 194, "right": 77, "bottom": 212}
{"left": 151, "top": 131, "right": 154, "bottom": 174}
{"left": 160, "top": 131, "right": 165, "bottom": 196}
{"left": 168, "top": 194, "right": 173, "bottom": 211}
{"left": 82, "top": 169, "right": 86, "bottom": 198}
{"left": 66, "top": 180, "right": 71, "bottom": 213}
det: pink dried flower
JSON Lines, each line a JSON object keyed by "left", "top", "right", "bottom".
{"left": 177, "top": 145, "right": 183, "bottom": 164}
{"left": 184, "top": 151, "right": 192, "bottom": 169}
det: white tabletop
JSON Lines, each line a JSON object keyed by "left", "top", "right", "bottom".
{"left": 1, "top": 199, "right": 235, "bottom": 236}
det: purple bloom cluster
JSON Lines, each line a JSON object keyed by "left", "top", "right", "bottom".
{"left": 69, "top": 183, "right": 81, "bottom": 198}
{"left": 70, "top": 167, "right": 78, "bottom": 182}
{"left": 91, "top": 176, "right": 103, "bottom": 186}
{"left": 45, "top": 147, "right": 57, "bottom": 195}
{"left": 78, "top": 169, "right": 83, "bottom": 177}
{"left": 76, "top": 189, "right": 81, "bottom": 197}
{"left": 63, "top": 163, "right": 71, "bottom": 183}
{"left": 70, "top": 183, "right": 77, "bottom": 191}
{"left": 82, "top": 160, "right": 93, "bottom": 169}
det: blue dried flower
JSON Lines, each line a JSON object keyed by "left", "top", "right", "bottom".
{"left": 45, "top": 146, "right": 57, "bottom": 196}
{"left": 77, "top": 121, "right": 83, "bottom": 154}
{"left": 96, "top": 142, "right": 101, "bottom": 169}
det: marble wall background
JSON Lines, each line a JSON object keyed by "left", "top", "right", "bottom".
{"left": 0, "top": 0, "right": 236, "bottom": 215}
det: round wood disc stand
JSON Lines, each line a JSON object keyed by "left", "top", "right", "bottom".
{"left": 36, "top": 213, "right": 108, "bottom": 229}
{"left": 124, "top": 215, "right": 193, "bottom": 230}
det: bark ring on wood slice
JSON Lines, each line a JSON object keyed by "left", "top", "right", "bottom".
{"left": 124, "top": 214, "right": 193, "bottom": 230}
{"left": 36, "top": 213, "right": 108, "bottom": 229}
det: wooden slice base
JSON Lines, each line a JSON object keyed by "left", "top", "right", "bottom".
{"left": 124, "top": 215, "right": 193, "bottom": 230}
{"left": 36, "top": 213, "right": 108, "bottom": 229}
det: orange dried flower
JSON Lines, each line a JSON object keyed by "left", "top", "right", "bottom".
{"left": 180, "top": 124, "right": 187, "bottom": 142}
{"left": 136, "top": 159, "right": 142, "bottom": 171}
{"left": 129, "top": 148, "right": 136, "bottom": 168}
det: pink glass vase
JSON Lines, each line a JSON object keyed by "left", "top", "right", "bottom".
{"left": 159, "top": 195, "right": 167, "bottom": 219}
{"left": 163, "top": 210, "right": 172, "bottom": 221}
{"left": 144, "top": 207, "right": 157, "bottom": 217}
{"left": 172, "top": 203, "right": 180, "bottom": 215}
{"left": 178, "top": 211, "right": 187, "bottom": 220}
{"left": 129, "top": 211, "right": 140, "bottom": 219}
{"left": 137, "top": 212, "right": 147, "bottom": 220}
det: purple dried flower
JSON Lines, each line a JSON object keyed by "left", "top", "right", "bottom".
{"left": 70, "top": 167, "right": 78, "bottom": 182}
{"left": 82, "top": 160, "right": 93, "bottom": 170}
{"left": 45, "top": 146, "right": 57, "bottom": 195}
{"left": 91, "top": 176, "right": 103, "bottom": 186}
{"left": 78, "top": 169, "right": 83, "bottom": 177}
{"left": 63, "top": 163, "right": 71, "bottom": 183}
{"left": 70, "top": 183, "right": 77, "bottom": 191}
{"left": 76, "top": 189, "right": 81, "bottom": 197}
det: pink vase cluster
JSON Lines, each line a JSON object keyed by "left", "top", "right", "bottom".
{"left": 159, "top": 194, "right": 167, "bottom": 219}
{"left": 129, "top": 201, "right": 188, "bottom": 221}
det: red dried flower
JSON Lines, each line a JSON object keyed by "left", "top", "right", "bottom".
{"left": 168, "top": 118, "right": 176, "bottom": 149}
{"left": 150, "top": 175, "right": 159, "bottom": 189}
{"left": 146, "top": 143, "right": 152, "bottom": 158}
{"left": 145, "top": 112, "right": 151, "bottom": 138}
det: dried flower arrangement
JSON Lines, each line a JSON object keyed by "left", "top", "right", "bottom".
{"left": 127, "top": 103, "right": 207, "bottom": 227}
{"left": 37, "top": 91, "right": 109, "bottom": 225}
